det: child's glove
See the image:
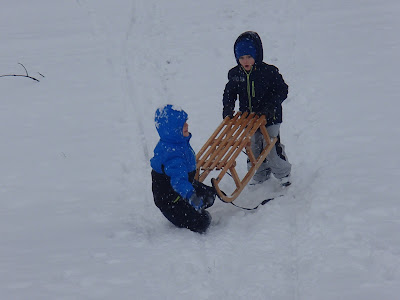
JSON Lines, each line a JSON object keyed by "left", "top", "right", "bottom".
{"left": 192, "top": 181, "right": 216, "bottom": 209}
{"left": 203, "top": 194, "right": 215, "bottom": 209}
{"left": 223, "top": 109, "right": 234, "bottom": 119}
{"left": 188, "top": 193, "right": 204, "bottom": 211}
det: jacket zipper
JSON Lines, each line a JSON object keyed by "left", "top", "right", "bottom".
{"left": 243, "top": 66, "right": 254, "bottom": 112}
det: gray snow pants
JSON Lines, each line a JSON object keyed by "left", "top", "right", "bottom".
{"left": 247, "top": 124, "right": 291, "bottom": 182}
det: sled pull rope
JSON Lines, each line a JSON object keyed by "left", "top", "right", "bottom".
{"left": 213, "top": 181, "right": 284, "bottom": 210}
{"left": 228, "top": 196, "right": 281, "bottom": 210}
{"left": 218, "top": 170, "right": 281, "bottom": 210}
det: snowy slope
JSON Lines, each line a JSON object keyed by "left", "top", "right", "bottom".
{"left": 1, "top": 0, "right": 400, "bottom": 299}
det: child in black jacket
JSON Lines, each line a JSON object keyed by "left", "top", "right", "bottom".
{"left": 222, "top": 31, "right": 291, "bottom": 186}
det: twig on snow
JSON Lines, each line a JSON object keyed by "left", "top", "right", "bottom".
{"left": 0, "top": 63, "right": 41, "bottom": 82}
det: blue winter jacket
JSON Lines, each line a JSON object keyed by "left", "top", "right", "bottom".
{"left": 150, "top": 105, "right": 196, "bottom": 199}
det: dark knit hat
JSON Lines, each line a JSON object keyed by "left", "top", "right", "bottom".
{"left": 234, "top": 38, "right": 257, "bottom": 61}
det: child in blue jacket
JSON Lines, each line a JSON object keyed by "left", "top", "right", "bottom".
{"left": 150, "top": 104, "right": 215, "bottom": 233}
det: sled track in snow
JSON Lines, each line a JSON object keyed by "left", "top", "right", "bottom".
{"left": 78, "top": 0, "right": 151, "bottom": 163}
{"left": 123, "top": 1, "right": 150, "bottom": 162}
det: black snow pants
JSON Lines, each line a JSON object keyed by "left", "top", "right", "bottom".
{"left": 151, "top": 170, "right": 211, "bottom": 233}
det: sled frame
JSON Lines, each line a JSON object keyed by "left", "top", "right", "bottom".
{"left": 195, "top": 112, "right": 277, "bottom": 202}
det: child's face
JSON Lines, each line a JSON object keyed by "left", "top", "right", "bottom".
{"left": 239, "top": 55, "right": 255, "bottom": 71}
{"left": 183, "top": 122, "right": 189, "bottom": 137}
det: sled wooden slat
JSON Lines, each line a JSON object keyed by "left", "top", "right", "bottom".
{"left": 196, "top": 113, "right": 241, "bottom": 169}
{"left": 204, "top": 117, "right": 250, "bottom": 172}
{"left": 200, "top": 112, "right": 248, "bottom": 172}
{"left": 215, "top": 116, "right": 258, "bottom": 170}
{"left": 195, "top": 112, "right": 277, "bottom": 203}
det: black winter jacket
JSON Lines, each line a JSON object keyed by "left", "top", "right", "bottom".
{"left": 222, "top": 62, "right": 288, "bottom": 126}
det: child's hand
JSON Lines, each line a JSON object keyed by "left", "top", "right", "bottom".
{"left": 188, "top": 193, "right": 204, "bottom": 211}
{"left": 192, "top": 181, "right": 216, "bottom": 209}
{"left": 223, "top": 109, "right": 234, "bottom": 119}
{"left": 203, "top": 194, "right": 215, "bottom": 209}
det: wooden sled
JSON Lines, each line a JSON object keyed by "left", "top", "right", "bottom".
{"left": 195, "top": 112, "right": 277, "bottom": 203}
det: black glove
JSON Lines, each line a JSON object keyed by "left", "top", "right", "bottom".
{"left": 192, "top": 181, "right": 216, "bottom": 209}
{"left": 223, "top": 109, "right": 234, "bottom": 119}
{"left": 203, "top": 194, "right": 215, "bottom": 209}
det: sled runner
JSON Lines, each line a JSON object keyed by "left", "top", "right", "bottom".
{"left": 195, "top": 112, "right": 277, "bottom": 202}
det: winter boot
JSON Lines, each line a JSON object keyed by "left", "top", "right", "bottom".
{"left": 279, "top": 174, "right": 291, "bottom": 187}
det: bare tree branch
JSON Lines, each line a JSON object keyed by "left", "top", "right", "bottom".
{"left": 18, "top": 62, "right": 29, "bottom": 76}
{"left": 0, "top": 63, "right": 41, "bottom": 82}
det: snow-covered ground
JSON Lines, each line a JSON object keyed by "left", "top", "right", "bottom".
{"left": 1, "top": 0, "right": 400, "bottom": 299}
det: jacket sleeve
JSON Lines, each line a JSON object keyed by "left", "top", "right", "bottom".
{"left": 163, "top": 155, "right": 195, "bottom": 199}
{"left": 222, "top": 69, "right": 238, "bottom": 118}
{"left": 270, "top": 66, "right": 288, "bottom": 104}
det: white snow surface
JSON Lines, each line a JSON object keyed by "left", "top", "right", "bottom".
{"left": 1, "top": 1, "right": 400, "bottom": 299}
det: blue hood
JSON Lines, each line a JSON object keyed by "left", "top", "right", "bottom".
{"left": 155, "top": 104, "right": 188, "bottom": 143}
